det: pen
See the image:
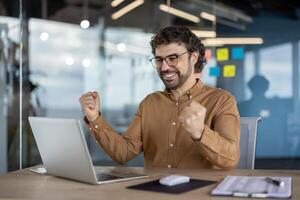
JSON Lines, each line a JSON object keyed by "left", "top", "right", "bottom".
{"left": 265, "top": 177, "right": 285, "bottom": 187}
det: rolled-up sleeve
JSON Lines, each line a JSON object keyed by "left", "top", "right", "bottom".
{"left": 86, "top": 105, "right": 143, "bottom": 165}
{"left": 196, "top": 95, "right": 240, "bottom": 169}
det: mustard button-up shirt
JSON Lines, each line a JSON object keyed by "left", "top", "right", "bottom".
{"left": 87, "top": 80, "right": 240, "bottom": 169}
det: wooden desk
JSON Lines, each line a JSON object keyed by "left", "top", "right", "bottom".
{"left": 0, "top": 166, "right": 299, "bottom": 200}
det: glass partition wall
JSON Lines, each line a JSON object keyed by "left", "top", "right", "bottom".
{"left": 0, "top": 2, "right": 22, "bottom": 172}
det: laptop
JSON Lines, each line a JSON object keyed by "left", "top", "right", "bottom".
{"left": 28, "top": 116, "right": 148, "bottom": 184}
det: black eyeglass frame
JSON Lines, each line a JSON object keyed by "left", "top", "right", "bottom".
{"left": 149, "top": 51, "right": 190, "bottom": 69}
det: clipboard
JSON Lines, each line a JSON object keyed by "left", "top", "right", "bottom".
{"left": 211, "top": 176, "right": 292, "bottom": 198}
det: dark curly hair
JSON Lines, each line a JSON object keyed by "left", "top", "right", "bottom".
{"left": 150, "top": 26, "right": 206, "bottom": 73}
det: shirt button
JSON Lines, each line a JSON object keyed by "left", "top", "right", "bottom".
{"left": 95, "top": 125, "right": 99, "bottom": 129}
{"left": 172, "top": 122, "right": 176, "bottom": 126}
{"left": 89, "top": 127, "right": 92, "bottom": 131}
{"left": 175, "top": 102, "right": 179, "bottom": 106}
{"left": 170, "top": 144, "right": 174, "bottom": 148}
{"left": 189, "top": 95, "right": 193, "bottom": 99}
{"left": 167, "top": 165, "right": 171, "bottom": 168}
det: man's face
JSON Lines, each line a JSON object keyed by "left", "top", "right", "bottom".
{"left": 154, "top": 43, "right": 196, "bottom": 90}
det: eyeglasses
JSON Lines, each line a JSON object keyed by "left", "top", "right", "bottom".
{"left": 149, "top": 51, "right": 189, "bottom": 69}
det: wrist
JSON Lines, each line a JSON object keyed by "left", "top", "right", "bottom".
{"left": 84, "top": 112, "right": 101, "bottom": 124}
{"left": 191, "top": 134, "right": 201, "bottom": 141}
{"left": 90, "top": 113, "right": 99, "bottom": 122}
{"left": 191, "top": 128, "right": 204, "bottom": 141}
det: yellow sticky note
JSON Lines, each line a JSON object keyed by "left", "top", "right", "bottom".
{"left": 216, "top": 48, "right": 229, "bottom": 61}
{"left": 223, "top": 65, "right": 236, "bottom": 77}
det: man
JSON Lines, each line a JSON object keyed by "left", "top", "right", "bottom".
{"left": 79, "top": 26, "right": 240, "bottom": 169}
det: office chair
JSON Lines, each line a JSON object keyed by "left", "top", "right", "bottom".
{"left": 238, "top": 117, "right": 261, "bottom": 169}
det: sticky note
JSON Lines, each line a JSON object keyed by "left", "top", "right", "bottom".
{"left": 232, "top": 47, "right": 244, "bottom": 60}
{"left": 205, "top": 49, "right": 212, "bottom": 61}
{"left": 216, "top": 48, "right": 229, "bottom": 61}
{"left": 209, "top": 66, "right": 220, "bottom": 77}
{"left": 223, "top": 65, "right": 236, "bottom": 77}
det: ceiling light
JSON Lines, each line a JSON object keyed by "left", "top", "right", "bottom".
{"left": 192, "top": 30, "right": 216, "bottom": 38}
{"left": 202, "top": 37, "right": 263, "bottom": 46}
{"left": 159, "top": 4, "right": 200, "bottom": 23}
{"left": 65, "top": 57, "right": 74, "bottom": 66}
{"left": 116, "top": 43, "right": 126, "bottom": 52}
{"left": 80, "top": 20, "right": 90, "bottom": 29}
{"left": 112, "top": 0, "right": 144, "bottom": 20}
{"left": 189, "top": 0, "right": 253, "bottom": 23}
{"left": 200, "top": 12, "right": 216, "bottom": 22}
{"left": 111, "top": 0, "right": 125, "bottom": 7}
{"left": 82, "top": 59, "right": 91, "bottom": 68}
{"left": 40, "top": 32, "right": 49, "bottom": 41}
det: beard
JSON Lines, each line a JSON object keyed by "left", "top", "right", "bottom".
{"left": 159, "top": 62, "right": 193, "bottom": 90}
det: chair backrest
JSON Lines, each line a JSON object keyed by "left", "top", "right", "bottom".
{"left": 238, "top": 117, "right": 261, "bottom": 169}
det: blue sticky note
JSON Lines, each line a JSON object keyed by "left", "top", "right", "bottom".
{"left": 232, "top": 47, "right": 244, "bottom": 60}
{"left": 209, "top": 67, "right": 220, "bottom": 77}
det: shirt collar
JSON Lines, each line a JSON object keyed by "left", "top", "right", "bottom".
{"left": 163, "top": 79, "right": 204, "bottom": 102}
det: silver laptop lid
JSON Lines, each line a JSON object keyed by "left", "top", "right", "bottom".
{"left": 28, "top": 117, "right": 98, "bottom": 184}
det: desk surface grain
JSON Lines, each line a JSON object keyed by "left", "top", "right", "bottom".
{"left": 0, "top": 166, "right": 299, "bottom": 200}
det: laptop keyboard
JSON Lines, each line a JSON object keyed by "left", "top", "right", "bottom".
{"left": 96, "top": 173, "right": 123, "bottom": 182}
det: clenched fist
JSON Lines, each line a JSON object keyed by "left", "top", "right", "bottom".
{"left": 79, "top": 91, "right": 100, "bottom": 122}
{"left": 178, "top": 101, "right": 206, "bottom": 140}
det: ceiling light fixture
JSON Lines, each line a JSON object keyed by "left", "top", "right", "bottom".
{"left": 111, "top": 0, "right": 125, "bottom": 7}
{"left": 159, "top": 4, "right": 200, "bottom": 23}
{"left": 40, "top": 32, "right": 49, "bottom": 41}
{"left": 200, "top": 12, "right": 216, "bottom": 22}
{"left": 112, "top": 0, "right": 144, "bottom": 20}
{"left": 82, "top": 58, "right": 91, "bottom": 68}
{"left": 192, "top": 30, "right": 216, "bottom": 38}
{"left": 65, "top": 57, "right": 74, "bottom": 66}
{"left": 190, "top": 0, "right": 253, "bottom": 23}
{"left": 202, "top": 37, "right": 263, "bottom": 46}
{"left": 116, "top": 43, "right": 126, "bottom": 52}
{"left": 80, "top": 20, "right": 90, "bottom": 29}
{"left": 80, "top": 0, "right": 90, "bottom": 29}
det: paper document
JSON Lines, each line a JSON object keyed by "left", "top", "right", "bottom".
{"left": 211, "top": 176, "right": 292, "bottom": 198}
